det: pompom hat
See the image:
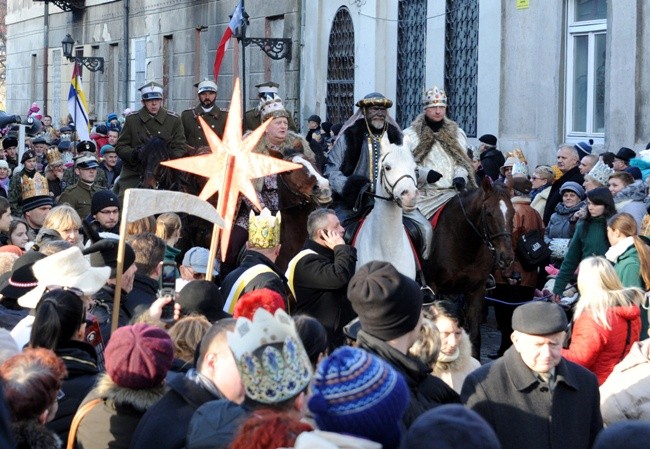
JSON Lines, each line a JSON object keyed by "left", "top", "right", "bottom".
{"left": 309, "top": 346, "right": 408, "bottom": 449}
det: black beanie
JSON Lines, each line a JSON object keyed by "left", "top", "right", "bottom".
{"left": 91, "top": 190, "right": 120, "bottom": 215}
{"left": 347, "top": 261, "right": 423, "bottom": 341}
{"left": 83, "top": 239, "right": 136, "bottom": 279}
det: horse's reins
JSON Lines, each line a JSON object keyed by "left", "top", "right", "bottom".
{"left": 456, "top": 193, "right": 511, "bottom": 261}
{"left": 368, "top": 153, "right": 418, "bottom": 203}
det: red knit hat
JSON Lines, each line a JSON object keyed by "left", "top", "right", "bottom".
{"left": 105, "top": 323, "right": 174, "bottom": 389}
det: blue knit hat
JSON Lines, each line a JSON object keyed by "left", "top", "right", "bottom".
{"left": 574, "top": 139, "right": 593, "bottom": 158}
{"left": 308, "top": 346, "right": 408, "bottom": 449}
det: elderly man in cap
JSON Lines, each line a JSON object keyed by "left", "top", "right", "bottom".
{"left": 461, "top": 301, "right": 602, "bottom": 449}
{"left": 98, "top": 144, "right": 121, "bottom": 190}
{"left": 402, "top": 86, "right": 476, "bottom": 219}
{"left": 181, "top": 79, "right": 227, "bottom": 149}
{"left": 59, "top": 152, "right": 105, "bottom": 219}
{"left": 30, "top": 136, "right": 49, "bottom": 171}
{"left": 613, "top": 147, "right": 643, "bottom": 180}
{"left": 477, "top": 133, "right": 505, "bottom": 181}
{"left": 347, "top": 261, "right": 460, "bottom": 427}
{"left": 114, "top": 81, "right": 186, "bottom": 197}
{"left": 243, "top": 81, "right": 297, "bottom": 132}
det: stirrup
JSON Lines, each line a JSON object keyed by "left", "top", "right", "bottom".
{"left": 485, "top": 274, "right": 496, "bottom": 291}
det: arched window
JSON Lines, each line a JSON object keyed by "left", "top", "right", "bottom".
{"left": 326, "top": 7, "right": 355, "bottom": 125}
{"left": 396, "top": 0, "right": 427, "bottom": 129}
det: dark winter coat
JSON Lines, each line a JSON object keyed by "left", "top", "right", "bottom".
{"left": 479, "top": 147, "right": 505, "bottom": 181}
{"left": 292, "top": 239, "right": 357, "bottom": 350}
{"left": 185, "top": 399, "right": 249, "bottom": 449}
{"left": 462, "top": 346, "right": 603, "bottom": 449}
{"left": 542, "top": 165, "right": 584, "bottom": 225}
{"left": 91, "top": 284, "right": 131, "bottom": 343}
{"left": 545, "top": 201, "right": 584, "bottom": 241}
{"left": 129, "top": 370, "right": 222, "bottom": 449}
{"left": 124, "top": 273, "right": 158, "bottom": 319}
{"left": 47, "top": 341, "right": 99, "bottom": 442}
{"left": 12, "top": 420, "right": 61, "bottom": 449}
{"left": 357, "top": 330, "right": 461, "bottom": 428}
{"left": 75, "top": 374, "right": 166, "bottom": 449}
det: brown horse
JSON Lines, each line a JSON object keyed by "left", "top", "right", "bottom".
{"left": 425, "top": 178, "right": 514, "bottom": 358}
{"left": 270, "top": 149, "right": 332, "bottom": 272}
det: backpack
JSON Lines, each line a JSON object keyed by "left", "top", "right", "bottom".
{"left": 516, "top": 229, "right": 551, "bottom": 271}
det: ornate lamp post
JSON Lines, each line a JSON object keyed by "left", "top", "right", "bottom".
{"left": 61, "top": 34, "right": 104, "bottom": 73}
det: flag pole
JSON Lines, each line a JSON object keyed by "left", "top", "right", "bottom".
{"left": 73, "top": 62, "right": 78, "bottom": 141}
{"left": 241, "top": 0, "right": 247, "bottom": 123}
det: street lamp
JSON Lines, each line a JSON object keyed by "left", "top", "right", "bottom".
{"left": 61, "top": 34, "right": 104, "bottom": 73}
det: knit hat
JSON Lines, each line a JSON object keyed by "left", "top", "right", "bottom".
{"left": 2, "top": 137, "right": 17, "bottom": 149}
{"left": 479, "top": 134, "right": 497, "bottom": 146}
{"left": 104, "top": 323, "right": 174, "bottom": 389}
{"left": 307, "top": 115, "right": 321, "bottom": 125}
{"left": 347, "top": 261, "right": 423, "bottom": 341}
{"left": 586, "top": 160, "right": 614, "bottom": 187}
{"left": 227, "top": 308, "right": 312, "bottom": 405}
{"left": 593, "top": 421, "right": 650, "bottom": 449}
{"left": 560, "top": 181, "right": 585, "bottom": 200}
{"left": 91, "top": 190, "right": 120, "bottom": 215}
{"left": 83, "top": 239, "right": 136, "bottom": 279}
{"left": 512, "top": 301, "right": 568, "bottom": 335}
{"left": 177, "top": 280, "right": 229, "bottom": 322}
{"left": 309, "top": 347, "right": 409, "bottom": 449}
{"left": 400, "top": 405, "right": 501, "bottom": 449}
{"left": 574, "top": 140, "right": 593, "bottom": 159}
{"left": 500, "top": 156, "right": 518, "bottom": 175}
{"left": 107, "top": 113, "right": 119, "bottom": 122}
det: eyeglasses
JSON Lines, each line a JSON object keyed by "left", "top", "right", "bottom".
{"left": 531, "top": 176, "right": 541, "bottom": 180}
{"left": 46, "top": 285, "right": 84, "bottom": 297}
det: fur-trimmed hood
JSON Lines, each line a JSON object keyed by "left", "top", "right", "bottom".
{"left": 93, "top": 373, "right": 167, "bottom": 412}
{"left": 408, "top": 114, "right": 477, "bottom": 189}
{"left": 12, "top": 420, "right": 62, "bottom": 449}
{"left": 339, "top": 118, "right": 402, "bottom": 177}
{"left": 433, "top": 330, "right": 476, "bottom": 376}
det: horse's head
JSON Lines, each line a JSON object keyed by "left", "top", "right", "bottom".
{"left": 378, "top": 143, "right": 419, "bottom": 211}
{"left": 479, "top": 178, "right": 515, "bottom": 271}
{"left": 140, "top": 137, "right": 176, "bottom": 189}
{"left": 271, "top": 149, "right": 332, "bottom": 205}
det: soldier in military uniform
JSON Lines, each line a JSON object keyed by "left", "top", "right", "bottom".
{"left": 181, "top": 79, "right": 227, "bottom": 150}
{"left": 244, "top": 81, "right": 297, "bottom": 132}
{"left": 63, "top": 141, "right": 109, "bottom": 189}
{"left": 58, "top": 153, "right": 106, "bottom": 219}
{"left": 114, "top": 81, "right": 187, "bottom": 197}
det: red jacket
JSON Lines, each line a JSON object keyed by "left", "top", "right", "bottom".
{"left": 563, "top": 305, "right": 641, "bottom": 385}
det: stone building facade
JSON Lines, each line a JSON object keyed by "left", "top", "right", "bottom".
{"left": 5, "top": 0, "right": 650, "bottom": 165}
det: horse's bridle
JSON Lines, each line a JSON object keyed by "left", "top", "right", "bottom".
{"left": 371, "top": 153, "right": 418, "bottom": 203}
{"left": 457, "top": 193, "right": 511, "bottom": 258}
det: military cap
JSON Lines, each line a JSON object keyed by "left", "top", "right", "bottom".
{"left": 75, "top": 154, "right": 99, "bottom": 169}
{"left": 21, "top": 149, "right": 37, "bottom": 163}
{"left": 76, "top": 140, "right": 97, "bottom": 154}
{"left": 139, "top": 81, "right": 164, "bottom": 100}
{"left": 255, "top": 81, "right": 280, "bottom": 96}
{"left": 195, "top": 79, "right": 218, "bottom": 94}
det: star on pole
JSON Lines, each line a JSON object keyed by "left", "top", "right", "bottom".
{"left": 162, "top": 77, "right": 302, "bottom": 262}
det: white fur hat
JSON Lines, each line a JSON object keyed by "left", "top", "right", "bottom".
{"left": 18, "top": 247, "right": 110, "bottom": 309}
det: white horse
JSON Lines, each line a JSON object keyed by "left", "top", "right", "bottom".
{"left": 353, "top": 143, "right": 419, "bottom": 278}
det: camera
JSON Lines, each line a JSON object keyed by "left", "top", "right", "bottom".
{"left": 159, "top": 261, "right": 177, "bottom": 322}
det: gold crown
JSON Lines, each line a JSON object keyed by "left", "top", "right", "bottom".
{"left": 260, "top": 95, "right": 289, "bottom": 121}
{"left": 22, "top": 172, "right": 49, "bottom": 201}
{"left": 423, "top": 86, "right": 447, "bottom": 108}
{"left": 248, "top": 208, "right": 281, "bottom": 249}
{"left": 46, "top": 148, "right": 63, "bottom": 166}
{"left": 227, "top": 308, "right": 312, "bottom": 404}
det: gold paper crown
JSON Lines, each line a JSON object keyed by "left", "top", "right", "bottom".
{"left": 46, "top": 148, "right": 63, "bottom": 166}
{"left": 227, "top": 308, "right": 312, "bottom": 404}
{"left": 423, "top": 86, "right": 447, "bottom": 108}
{"left": 22, "top": 172, "right": 49, "bottom": 201}
{"left": 260, "top": 95, "right": 289, "bottom": 121}
{"left": 248, "top": 208, "right": 281, "bottom": 249}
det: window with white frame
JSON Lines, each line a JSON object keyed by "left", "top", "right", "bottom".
{"left": 566, "top": 0, "right": 607, "bottom": 140}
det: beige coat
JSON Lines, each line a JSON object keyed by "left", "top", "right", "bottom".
{"left": 432, "top": 331, "right": 481, "bottom": 394}
{"left": 530, "top": 185, "right": 551, "bottom": 218}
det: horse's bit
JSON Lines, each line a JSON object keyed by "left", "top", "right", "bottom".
{"left": 457, "top": 194, "right": 511, "bottom": 260}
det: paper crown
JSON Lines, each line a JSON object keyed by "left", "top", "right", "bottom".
{"left": 248, "top": 208, "right": 281, "bottom": 249}
{"left": 423, "top": 86, "right": 447, "bottom": 108}
{"left": 260, "top": 95, "right": 289, "bottom": 121}
{"left": 46, "top": 148, "right": 63, "bottom": 166}
{"left": 22, "top": 172, "right": 49, "bottom": 201}
{"left": 587, "top": 160, "right": 615, "bottom": 186}
{"left": 227, "top": 308, "right": 312, "bottom": 405}
{"left": 512, "top": 160, "right": 529, "bottom": 177}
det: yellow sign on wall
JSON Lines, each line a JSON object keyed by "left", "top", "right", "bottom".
{"left": 517, "top": 0, "right": 529, "bottom": 9}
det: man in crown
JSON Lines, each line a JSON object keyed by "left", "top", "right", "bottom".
{"left": 17, "top": 161, "right": 54, "bottom": 239}
{"left": 181, "top": 79, "right": 227, "bottom": 150}
{"left": 221, "top": 208, "right": 288, "bottom": 314}
{"left": 114, "top": 81, "right": 187, "bottom": 198}
{"left": 43, "top": 148, "right": 67, "bottom": 201}
{"left": 402, "top": 86, "right": 477, "bottom": 220}
{"left": 243, "top": 81, "right": 297, "bottom": 132}
{"left": 9, "top": 150, "right": 46, "bottom": 217}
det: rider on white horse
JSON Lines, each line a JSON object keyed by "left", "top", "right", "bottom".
{"left": 402, "top": 86, "right": 477, "bottom": 220}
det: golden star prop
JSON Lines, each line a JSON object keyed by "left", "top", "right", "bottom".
{"left": 162, "top": 78, "right": 301, "bottom": 267}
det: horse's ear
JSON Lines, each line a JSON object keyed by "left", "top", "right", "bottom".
{"left": 481, "top": 175, "right": 493, "bottom": 193}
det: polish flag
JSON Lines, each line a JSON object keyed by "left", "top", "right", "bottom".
{"left": 214, "top": 1, "right": 244, "bottom": 80}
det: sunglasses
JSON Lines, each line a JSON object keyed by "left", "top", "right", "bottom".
{"left": 45, "top": 285, "right": 85, "bottom": 297}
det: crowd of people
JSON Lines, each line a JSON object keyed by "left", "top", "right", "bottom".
{"left": 0, "top": 78, "right": 648, "bottom": 449}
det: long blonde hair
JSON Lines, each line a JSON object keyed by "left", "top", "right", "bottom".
{"left": 575, "top": 256, "right": 644, "bottom": 329}
{"left": 42, "top": 204, "right": 82, "bottom": 233}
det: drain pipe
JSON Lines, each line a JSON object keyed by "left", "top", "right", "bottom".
{"left": 43, "top": 2, "right": 49, "bottom": 113}
{"left": 123, "top": 0, "right": 130, "bottom": 109}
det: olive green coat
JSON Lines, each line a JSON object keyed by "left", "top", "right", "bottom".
{"left": 58, "top": 181, "right": 105, "bottom": 219}
{"left": 180, "top": 105, "right": 227, "bottom": 149}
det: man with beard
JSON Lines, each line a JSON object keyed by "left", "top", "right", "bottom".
{"left": 402, "top": 86, "right": 477, "bottom": 220}
{"left": 114, "top": 81, "right": 186, "bottom": 197}
{"left": 181, "top": 79, "right": 227, "bottom": 150}
{"left": 2, "top": 137, "right": 18, "bottom": 171}
{"left": 325, "top": 92, "right": 436, "bottom": 259}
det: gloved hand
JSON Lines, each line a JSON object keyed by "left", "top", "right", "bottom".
{"left": 426, "top": 169, "right": 443, "bottom": 184}
{"left": 452, "top": 177, "right": 466, "bottom": 191}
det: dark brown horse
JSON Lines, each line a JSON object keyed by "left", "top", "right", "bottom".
{"left": 425, "top": 178, "right": 514, "bottom": 358}
{"left": 270, "top": 149, "right": 332, "bottom": 272}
